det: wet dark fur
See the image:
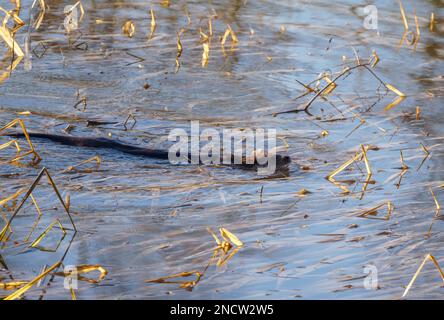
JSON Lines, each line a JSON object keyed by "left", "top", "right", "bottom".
{"left": 4, "top": 132, "right": 291, "bottom": 172}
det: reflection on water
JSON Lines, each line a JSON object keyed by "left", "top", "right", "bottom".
{"left": 0, "top": 0, "right": 444, "bottom": 299}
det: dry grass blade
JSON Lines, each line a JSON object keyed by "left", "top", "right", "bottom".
{"left": 221, "top": 28, "right": 230, "bottom": 46}
{"left": 209, "top": 227, "right": 242, "bottom": 253}
{"left": 229, "top": 25, "right": 239, "bottom": 43}
{"left": 400, "top": 150, "right": 409, "bottom": 170}
{"left": 384, "top": 96, "right": 406, "bottom": 111}
{"left": 202, "top": 40, "right": 209, "bottom": 67}
{"left": 398, "top": 30, "right": 408, "bottom": 48}
{"left": 430, "top": 187, "right": 440, "bottom": 211}
{"left": 1, "top": 7, "right": 25, "bottom": 34}
{"left": 0, "top": 211, "right": 11, "bottom": 234}
{"left": 399, "top": 0, "right": 409, "bottom": 31}
{"left": 219, "top": 228, "right": 243, "bottom": 247}
{"left": 0, "top": 281, "right": 27, "bottom": 290}
{"left": 386, "top": 84, "right": 406, "bottom": 97}
{"left": 145, "top": 270, "right": 202, "bottom": 289}
{"left": 221, "top": 24, "right": 238, "bottom": 47}
{"left": 63, "top": 155, "right": 101, "bottom": 173}
{"left": 0, "top": 139, "right": 21, "bottom": 154}
{"left": 70, "top": 287, "right": 76, "bottom": 300}
{"left": 0, "top": 55, "right": 22, "bottom": 85}
{"left": 0, "top": 188, "right": 23, "bottom": 207}
{"left": 55, "top": 265, "right": 108, "bottom": 283}
{"left": 358, "top": 202, "right": 393, "bottom": 221}
{"left": 370, "top": 50, "right": 379, "bottom": 68}
{"left": 29, "top": 219, "right": 66, "bottom": 249}
{"left": 326, "top": 178, "right": 349, "bottom": 194}
{"left": 420, "top": 143, "right": 430, "bottom": 156}
{"left": 0, "top": 118, "right": 41, "bottom": 164}
{"left": 360, "top": 144, "right": 372, "bottom": 175}
{"left": 216, "top": 246, "right": 241, "bottom": 267}
{"left": 76, "top": 265, "right": 107, "bottom": 276}
{"left": 430, "top": 12, "right": 435, "bottom": 32}
{"left": 360, "top": 174, "right": 373, "bottom": 200}
{"left": 325, "top": 145, "right": 374, "bottom": 195}
{"left": 31, "top": 0, "right": 46, "bottom": 30}
{"left": 199, "top": 28, "right": 209, "bottom": 42}
{"left": 149, "top": 8, "right": 156, "bottom": 39}
{"left": 326, "top": 151, "right": 362, "bottom": 180}
{"left": 296, "top": 80, "right": 315, "bottom": 95}
{"left": 402, "top": 254, "right": 444, "bottom": 298}
{"left": 176, "top": 32, "right": 182, "bottom": 59}
{"left": 184, "top": 7, "right": 191, "bottom": 25}
{"left": 296, "top": 188, "right": 311, "bottom": 197}
{"left": 414, "top": 10, "right": 420, "bottom": 37}
{"left": 208, "top": 18, "right": 213, "bottom": 36}
{"left": 122, "top": 20, "right": 135, "bottom": 38}
{"left": 4, "top": 261, "right": 61, "bottom": 300}
{"left": 417, "top": 143, "right": 431, "bottom": 171}
{"left": 0, "top": 25, "right": 24, "bottom": 57}
{"left": 11, "top": 0, "right": 21, "bottom": 12}
{"left": 175, "top": 32, "right": 182, "bottom": 70}
{"left": 207, "top": 227, "right": 221, "bottom": 245}
{"left": 65, "top": 193, "right": 70, "bottom": 212}
{"left": 74, "top": 1, "right": 85, "bottom": 22}
{"left": 322, "top": 76, "right": 337, "bottom": 95}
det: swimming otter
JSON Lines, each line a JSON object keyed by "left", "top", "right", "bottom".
{"left": 3, "top": 132, "right": 291, "bottom": 173}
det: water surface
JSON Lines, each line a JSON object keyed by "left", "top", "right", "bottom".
{"left": 1, "top": 0, "right": 444, "bottom": 299}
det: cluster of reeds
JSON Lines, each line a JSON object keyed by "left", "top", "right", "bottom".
{"left": 0, "top": 118, "right": 106, "bottom": 300}
{"left": 146, "top": 227, "right": 243, "bottom": 290}
{"left": 309, "top": 2, "right": 443, "bottom": 297}
{"left": 0, "top": 1, "right": 24, "bottom": 84}
{"left": 120, "top": 7, "right": 237, "bottom": 70}
{"left": 268, "top": 0, "right": 444, "bottom": 297}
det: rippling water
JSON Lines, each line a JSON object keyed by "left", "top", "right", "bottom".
{"left": 0, "top": 0, "right": 444, "bottom": 299}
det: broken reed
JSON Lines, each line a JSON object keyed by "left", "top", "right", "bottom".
{"left": 402, "top": 254, "right": 444, "bottom": 298}
{"left": 274, "top": 57, "right": 406, "bottom": 115}
{"left": 0, "top": 118, "right": 110, "bottom": 299}
{"left": 0, "top": 118, "right": 41, "bottom": 165}
{"left": 146, "top": 227, "right": 243, "bottom": 290}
